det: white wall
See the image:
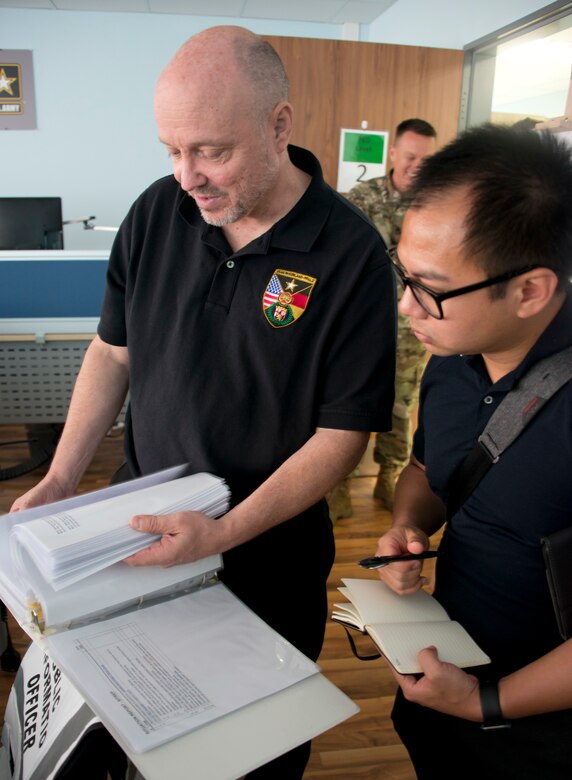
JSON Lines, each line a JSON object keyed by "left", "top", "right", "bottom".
{"left": 1, "top": 9, "right": 340, "bottom": 250}
{"left": 367, "top": 0, "right": 553, "bottom": 49}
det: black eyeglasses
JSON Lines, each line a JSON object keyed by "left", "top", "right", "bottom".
{"left": 387, "top": 246, "right": 540, "bottom": 320}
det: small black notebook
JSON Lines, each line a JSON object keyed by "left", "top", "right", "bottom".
{"left": 542, "top": 526, "right": 572, "bottom": 640}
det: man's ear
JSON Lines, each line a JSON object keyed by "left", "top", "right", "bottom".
{"left": 516, "top": 268, "right": 561, "bottom": 319}
{"left": 271, "top": 102, "right": 293, "bottom": 152}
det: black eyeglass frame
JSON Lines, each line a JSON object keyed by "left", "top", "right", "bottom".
{"left": 387, "top": 246, "right": 540, "bottom": 320}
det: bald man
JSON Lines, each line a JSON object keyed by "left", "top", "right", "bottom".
{"left": 13, "top": 27, "right": 396, "bottom": 778}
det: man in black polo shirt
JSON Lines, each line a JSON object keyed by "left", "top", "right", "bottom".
{"left": 373, "top": 124, "right": 572, "bottom": 779}
{"left": 13, "top": 26, "right": 395, "bottom": 778}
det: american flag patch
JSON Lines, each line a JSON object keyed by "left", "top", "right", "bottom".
{"left": 263, "top": 273, "right": 283, "bottom": 309}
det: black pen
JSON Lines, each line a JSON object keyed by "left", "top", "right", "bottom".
{"left": 358, "top": 551, "right": 440, "bottom": 570}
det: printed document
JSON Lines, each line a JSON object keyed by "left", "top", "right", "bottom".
{"left": 46, "top": 583, "right": 319, "bottom": 753}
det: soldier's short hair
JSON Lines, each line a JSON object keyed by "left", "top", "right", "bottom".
{"left": 395, "top": 118, "right": 437, "bottom": 140}
{"left": 408, "top": 123, "right": 572, "bottom": 289}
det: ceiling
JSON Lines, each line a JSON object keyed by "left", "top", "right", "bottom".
{"left": 0, "top": 0, "right": 399, "bottom": 25}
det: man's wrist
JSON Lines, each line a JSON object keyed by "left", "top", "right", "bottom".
{"left": 45, "top": 469, "right": 81, "bottom": 496}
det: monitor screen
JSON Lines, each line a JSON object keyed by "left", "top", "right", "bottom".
{"left": 0, "top": 197, "right": 64, "bottom": 250}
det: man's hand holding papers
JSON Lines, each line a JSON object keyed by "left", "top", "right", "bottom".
{"left": 10, "top": 473, "right": 229, "bottom": 590}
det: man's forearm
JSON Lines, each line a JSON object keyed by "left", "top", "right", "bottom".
{"left": 220, "top": 427, "right": 369, "bottom": 550}
{"left": 45, "top": 336, "right": 129, "bottom": 492}
{"left": 499, "top": 639, "right": 572, "bottom": 718}
{"left": 392, "top": 457, "right": 446, "bottom": 537}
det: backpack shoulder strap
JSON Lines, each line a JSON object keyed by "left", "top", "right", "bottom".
{"left": 478, "top": 344, "right": 572, "bottom": 462}
{"left": 446, "top": 345, "right": 572, "bottom": 521}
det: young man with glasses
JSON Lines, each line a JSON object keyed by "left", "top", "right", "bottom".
{"left": 373, "top": 123, "right": 572, "bottom": 779}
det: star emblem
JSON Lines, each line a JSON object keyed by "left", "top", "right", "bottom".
{"left": 262, "top": 269, "right": 317, "bottom": 328}
{"left": 0, "top": 68, "right": 17, "bottom": 96}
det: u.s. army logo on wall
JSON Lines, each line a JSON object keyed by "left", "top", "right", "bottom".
{"left": 262, "top": 269, "right": 317, "bottom": 328}
{"left": 0, "top": 50, "right": 37, "bottom": 130}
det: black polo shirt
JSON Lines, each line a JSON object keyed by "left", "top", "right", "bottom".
{"left": 414, "top": 294, "right": 572, "bottom": 676}
{"left": 98, "top": 145, "right": 396, "bottom": 505}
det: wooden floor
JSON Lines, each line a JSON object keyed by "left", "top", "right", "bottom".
{"left": 0, "top": 426, "right": 428, "bottom": 779}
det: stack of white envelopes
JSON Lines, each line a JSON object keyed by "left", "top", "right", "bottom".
{"left": 10, "top": 472, "right": 229, "bottom": 590}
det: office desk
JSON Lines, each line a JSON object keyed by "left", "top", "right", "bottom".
{"left": 0, "top": 250, "right": 107, "bottom": 424}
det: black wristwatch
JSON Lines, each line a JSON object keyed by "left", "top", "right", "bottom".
{"left": 479, "top": 679, "right": 511, "bottom": 730}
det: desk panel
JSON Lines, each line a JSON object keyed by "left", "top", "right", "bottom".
{"left": 0, "top": 340, "right": 91, "bottom": 424}
{"left": 0, "top": 251, "right": 109, "bottom": 424}
{"left": 1, "top": 259, "right": 107, "bottom": 318}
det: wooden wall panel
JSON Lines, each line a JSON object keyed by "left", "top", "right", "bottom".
{"left": 266, "top": 36, "right": 340, "bottom": 180}
{"left": 264, "top": 36, "right": 464, "bottom": 189}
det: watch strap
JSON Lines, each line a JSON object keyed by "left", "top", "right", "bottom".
{"left": 479, "top": 679, "right": 511, "bottom": 730}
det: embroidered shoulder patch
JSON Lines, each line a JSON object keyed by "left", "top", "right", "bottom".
{"left": 262, "top": 269, "right": 317, "bottom": 328}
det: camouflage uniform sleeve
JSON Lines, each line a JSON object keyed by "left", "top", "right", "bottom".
{"left": 345, "top": 181, "right": 371, "bottom": 212}
{"left": 345, "top": 177, "right": 394, "bottom": 248}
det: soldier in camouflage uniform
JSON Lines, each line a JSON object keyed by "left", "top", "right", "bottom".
{"left": 344, "top": 119, "right": 437, "bottom": 510}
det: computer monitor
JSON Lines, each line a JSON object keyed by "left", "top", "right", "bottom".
{"left": 0, "top": 197, "right": 64, "bottom": 250}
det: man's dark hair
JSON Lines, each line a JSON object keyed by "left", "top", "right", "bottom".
{"left": 409, "top": 123, "right": 572, "bottom": 290}
{"left": 395, "top": 118, "right": 437, "bottom": 140}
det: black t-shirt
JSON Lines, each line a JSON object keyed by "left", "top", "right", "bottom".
{"left": 98, "top": 145, "right": 396, "bottom": 504}
{"left": 414, "top": 295, "right": 572, "bottom": 676}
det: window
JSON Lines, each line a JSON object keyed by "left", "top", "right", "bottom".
{"left": 461, "top": 2, "right": 572, "bottom": 129}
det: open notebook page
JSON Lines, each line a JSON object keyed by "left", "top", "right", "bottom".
{"left": 332, "top": 578, "right": 449, "bottom": 630}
